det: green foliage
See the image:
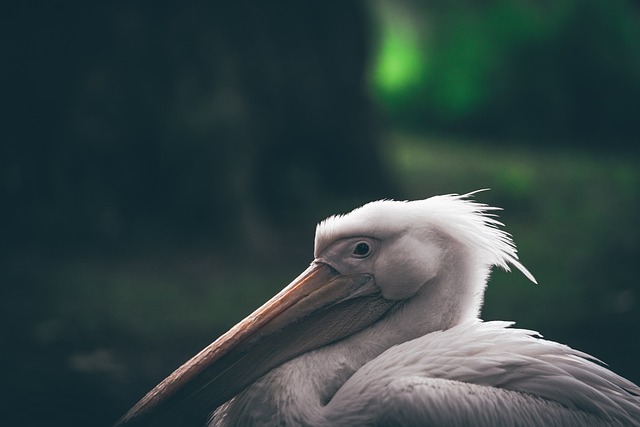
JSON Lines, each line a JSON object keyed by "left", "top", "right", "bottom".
{"left": 371, "top": 2, "right": 428, "bottom": 106}
{"left": 370, "top": 0, "right": 640, "bottom": 144}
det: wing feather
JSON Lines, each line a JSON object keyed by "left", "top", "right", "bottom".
{"left": 326, "top": 321, "right": 640, "bottom": 426}
{"left": 377, "top": 377, "right": 619, "bottom": 427}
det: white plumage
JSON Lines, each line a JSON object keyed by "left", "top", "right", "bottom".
{"left": 325, "top": 321, "right": 640, "bottom": 426}
{"left": 118, "top": 192, "right": 640, "bottom": 427}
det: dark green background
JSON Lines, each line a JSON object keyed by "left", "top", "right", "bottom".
{"left": 2, "top": 1, "right": 639, "bottom": 426}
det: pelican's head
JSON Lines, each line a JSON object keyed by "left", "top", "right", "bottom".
{"left": 117, "top": 192, "right": 535, "bottom": 426}
{"left": 313, "top": 193, "right": 535, "bottom": 320}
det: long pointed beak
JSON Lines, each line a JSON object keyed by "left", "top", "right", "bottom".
{"left": 117, "top": 262, "right": 397, "bottom": 426}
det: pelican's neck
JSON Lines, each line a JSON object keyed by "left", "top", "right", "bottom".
{"left": 210, "top": 339, "right": 366, "bottom": 426}
{"left": 410, "top": 248, "right": 490, "bottom": 328}
{"left": 212, "top": 250, "right": 487, "bottom": 426}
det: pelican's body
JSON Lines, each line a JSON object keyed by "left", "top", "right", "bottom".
{"left": 118, "top": 193, "right": 640, "bottom": 426}
{"left": 215, "top": 320, "right": 639, "bottom": 426}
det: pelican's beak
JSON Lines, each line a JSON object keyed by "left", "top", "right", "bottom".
{"left": 117, "top": 262, "right": 398, "bottom": 426}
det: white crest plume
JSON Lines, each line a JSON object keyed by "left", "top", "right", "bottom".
{"left": 315, "top": 191, "right": 536, "bottom": 284}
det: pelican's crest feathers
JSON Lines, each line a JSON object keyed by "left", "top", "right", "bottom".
{"left": 314, "top": 192, "right": 536, "bottom": 283}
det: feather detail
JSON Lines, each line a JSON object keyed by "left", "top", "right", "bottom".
{"left": 329, "top": 321, "right": 640, "bottom": 426}
{"left": 315, "top": 192, "right": 536, "bottom": 283}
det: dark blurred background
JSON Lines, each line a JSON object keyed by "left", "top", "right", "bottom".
{"left": 2, "top": 1, "right": 639, "bottom": 426}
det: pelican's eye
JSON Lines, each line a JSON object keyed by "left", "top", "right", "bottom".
{"left": 353, "top": 242, "right": 371, "bottom": 258}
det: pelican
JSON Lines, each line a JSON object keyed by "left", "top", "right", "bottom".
{"left": 117, "top": 192, "right": 640, "bottom": 426}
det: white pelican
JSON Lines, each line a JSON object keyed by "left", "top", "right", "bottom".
{"left": 117, "top": 193, "right": 640, "bottom": 426}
